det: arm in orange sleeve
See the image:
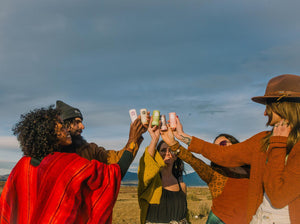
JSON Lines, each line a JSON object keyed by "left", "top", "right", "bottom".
{"left": 264, "top": 136, "right": 300, "bottom": 208}
{"left": 187, "top": 132, "right": 269, "bottom": 167}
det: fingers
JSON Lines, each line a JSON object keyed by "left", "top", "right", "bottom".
{"left": 274, "top": 120, "right": 289, "bottom": 127}
{"left": 273, "top": 119, "right": 291, "bottom": 137}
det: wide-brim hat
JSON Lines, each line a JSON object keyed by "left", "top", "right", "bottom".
{"left": 252, "top": 74, "right": 300, "bottom": 105}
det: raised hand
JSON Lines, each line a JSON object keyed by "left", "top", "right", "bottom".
{"left": 128, "top": 116, "right": 146, "bottom": 143}
{"left": 273, "top": 119, "right": 291, "bottom": 137}
{"left": 148, "top": 116, "right": 160, "bottom": 142}
{"left": 160, "top": 125, "right": 177, "bottom": 146}
{"left": 173, "top": 116, "right": 192, "bottom": 146}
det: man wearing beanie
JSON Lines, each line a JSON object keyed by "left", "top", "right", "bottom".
{"left": 56, "top": 100, "right": 146, "bottom": 165}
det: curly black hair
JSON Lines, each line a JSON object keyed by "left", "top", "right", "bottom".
{"left": 157, "top": 140, "right": 185, "bottom": 180}
{"left": 12, "top": 106, "right": 61, "bottom": 158}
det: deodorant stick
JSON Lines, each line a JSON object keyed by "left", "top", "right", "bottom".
{"left": 140, "top": 108, "right": 148, "bottom": 125}
{"left": 161, "top": 115, "right": 167, "bottom": 131}
{"left": 152, "top": 110, "right": 160, "bottom": 126}
{"left": 129, "top": 109, "right": 138, "bottom": 123}
{"left": 169, "top": 112, "right": 177, "bottom": 129}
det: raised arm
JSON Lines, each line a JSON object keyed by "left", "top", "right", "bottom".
{"left": 161, "top": 125, "right": 214, "bottom": 184}
{"left": 263, "top": 120, "right": 300, "bottom": 208}
{"left": 172, "top": 116, "right": 192, "bottom": 146}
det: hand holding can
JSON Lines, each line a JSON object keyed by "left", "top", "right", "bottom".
{"left": 152, "top": 110, "right": 160, "bottom": 126}
{"left": 140, "top": 108, "right": 148, "bottom": 125}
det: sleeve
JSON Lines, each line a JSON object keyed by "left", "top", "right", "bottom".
{"left": 107, "top": 136, "right": 144, "bottom": 164}
{"left": 117, "top": 150, "right": 133, "bottom": 179}
{"left": 138, "top": 147, "right": 165, "bottom": 204}
{"left": 187, "top": 132, "right": 268, "bottom": 167}
{"left": 77, "top": 143, "right": 109, "bottom": 164}
{"left": 170, "top": 142, "right": 215, "bottom": 184}
{"left": 264, "top": 136, "right": 300, "bottom": 208}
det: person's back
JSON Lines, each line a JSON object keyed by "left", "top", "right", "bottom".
{"left": 1, "top": 152, "right": 121, "bottom": 223}
{"left": 0, "top": 106, "right": 122, "bottom": 224}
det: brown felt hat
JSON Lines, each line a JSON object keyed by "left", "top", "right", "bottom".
{"left": 252, "top": 74, "right": 300, "bottom": 105}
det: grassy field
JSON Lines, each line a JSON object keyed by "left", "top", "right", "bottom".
{"left": 0, "top": 182, "right": 211, "bottom": 224}
{"left": 112, "top": 186, "right": 211, "bottom": 224}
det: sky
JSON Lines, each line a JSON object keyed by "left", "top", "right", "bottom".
{"left": 1, "top": 0, "right": 300, "bottom": 175}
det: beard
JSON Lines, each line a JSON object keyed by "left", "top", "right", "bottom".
{"left": 61, "top": 135, "right": 88, "bottom": 153}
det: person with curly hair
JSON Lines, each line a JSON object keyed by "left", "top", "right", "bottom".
{"left": 56, "top": 100, "right": 147, "bottom": 165}
{"left": 0, "top": 106, "right": 134, "bottom": 223}
{"left": 138, "top": 116, "right": 188, "bottom": 224}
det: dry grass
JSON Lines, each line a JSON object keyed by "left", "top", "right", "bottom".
{"left": 0, "top": 182, "right": 211, "bottom": 224}
{"left": 113, "top": 186, "right": 211, "bottom": 224}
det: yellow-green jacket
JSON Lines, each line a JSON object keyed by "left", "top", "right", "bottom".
{"left": 138, "top": 147, "right": 166, "bottom": 224}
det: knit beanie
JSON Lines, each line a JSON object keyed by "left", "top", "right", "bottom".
{"left": 56, "top": 100, "right": 83, "bottom": 121}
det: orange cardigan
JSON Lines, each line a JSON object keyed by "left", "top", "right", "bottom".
{"left": 170, "top": 143, "right": 248, "bottom": 223}
{"left": 188, "top": 131, "right": 300, "bottom": 223}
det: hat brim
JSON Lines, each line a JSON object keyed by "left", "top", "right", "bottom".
{"left": 252, "top": 96, "right": 300, "bottom": 105}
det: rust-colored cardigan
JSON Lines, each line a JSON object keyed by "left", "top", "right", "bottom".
{"left": 188, "top": 131, "right": 300, "bottom": 223}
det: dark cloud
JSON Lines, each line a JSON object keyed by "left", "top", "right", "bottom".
{"left": 1, "top": 0, "right": 300, "bottom": 164}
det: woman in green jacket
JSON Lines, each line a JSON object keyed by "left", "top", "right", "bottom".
{"left": 138, "top": 116, "right": 188, "bottom": 224}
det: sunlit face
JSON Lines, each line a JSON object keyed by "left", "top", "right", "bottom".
{"left": 55, "top": 119, "right": 72, "bottom": 146}
{"left": 214, "top": 136, "right": 232, "bottom": 146}
{"left": 158, "top": 142, "right": 176, "bottom": 165}
{"left": 264, "top": 106, "right": 282, "bottom": 126}
{"left": 67, "top": 117, "right": 85, "bottom": 136}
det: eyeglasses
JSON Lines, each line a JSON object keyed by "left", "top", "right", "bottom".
{"left": 159, "top": 148, "right": 176, "bottom": 156}
{"left": 219, "top": 140, "right": 230, "bottom": 146}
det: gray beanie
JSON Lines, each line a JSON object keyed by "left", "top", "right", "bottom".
{"left": 56, "top": 100, "right": 83, "bottom": 121}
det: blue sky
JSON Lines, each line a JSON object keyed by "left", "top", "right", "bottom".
{"left": 1, "top": 0, "right": 300, "bottom": 174}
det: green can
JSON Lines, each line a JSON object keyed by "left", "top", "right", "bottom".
{"left": 152, "top": 110, "right": 160, "bottom": 126}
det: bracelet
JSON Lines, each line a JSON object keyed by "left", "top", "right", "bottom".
{"left": 169, "top": 141, "right": 180, "bottom": 155}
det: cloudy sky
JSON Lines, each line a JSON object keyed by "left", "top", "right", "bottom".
{"left": 1, "top": 0, "right": 300, "bottom": 174}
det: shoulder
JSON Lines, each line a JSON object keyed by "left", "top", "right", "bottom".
{"left": 249, "top": 131, "right": 270, "bottom": 140}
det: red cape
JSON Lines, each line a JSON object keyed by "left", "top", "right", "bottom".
{"left": 0, "top": 152, "right": 121, "bottom": 224}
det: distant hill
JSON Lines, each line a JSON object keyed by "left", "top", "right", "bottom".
{"left": 0, "top": 174, "right": 9, "bottom": 182}
{"left": 0, "top": 172, "right": 207, "bottom": 187}
{"left": 122, "top": 171, "right": 206, "bottom": 187}
{"left": 182, "top": 171, "right": 206, "bottom": 186}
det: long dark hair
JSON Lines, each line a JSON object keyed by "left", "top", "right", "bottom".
{"left": 211, "top": 133, "right": 250, "bottom": 178}
{"left": 157, "top": 140, "right": 185, "bottom": 181}
{"left": 12, "top": 106, "right": 61, "bottom": 158}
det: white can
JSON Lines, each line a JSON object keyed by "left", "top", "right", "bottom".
{"left": 169, "top": 112, "right": 177, "bottom": 129}
{"left": 140, "top": 108, "right": 148, "bottom": 124}
{"left": 129, "top": 109, "right": 138, "bottom": 122}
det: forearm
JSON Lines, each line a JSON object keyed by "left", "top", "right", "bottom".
{"left": 188, "top": 135, "right": 257, "bottom": 167}
{"left": 109, "top": 136, "right": 144, "bottom": 164}
{"left": 147, "top": 137, "right": 159, "bottom": 158}
{"left": 170, "top": 142, "right": 214, "bottom": 183}
{"left": 117, "top": 150, "right": 134, "bottom": 179}
{"left": 175, "top": 132, "right": 192, "bottom": 146}
{"left": 264, "top": 136, "right": 300, "bottom": 208}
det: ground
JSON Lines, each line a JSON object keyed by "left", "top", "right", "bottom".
{"left": 0, "top": 182, "right": 211, "bottom": 223}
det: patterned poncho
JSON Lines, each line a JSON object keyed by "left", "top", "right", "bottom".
{"left": 0, "top": 152, "right": 121, "bottom": 224}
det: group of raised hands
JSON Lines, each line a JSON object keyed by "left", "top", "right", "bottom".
{"left": 128, "top": 110, "right": 193, "bottom": 151}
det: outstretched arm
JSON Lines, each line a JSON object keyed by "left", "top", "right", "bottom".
{"left": 172, "top": 116, "right": 192, "bottom": 146}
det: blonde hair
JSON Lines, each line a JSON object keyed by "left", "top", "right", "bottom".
{"left": 262, "top": 101, "right": 300, "bottom": 154}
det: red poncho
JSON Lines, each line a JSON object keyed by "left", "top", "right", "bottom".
{"left": 0, "top": 152, "right": 121, "bottom": 224}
